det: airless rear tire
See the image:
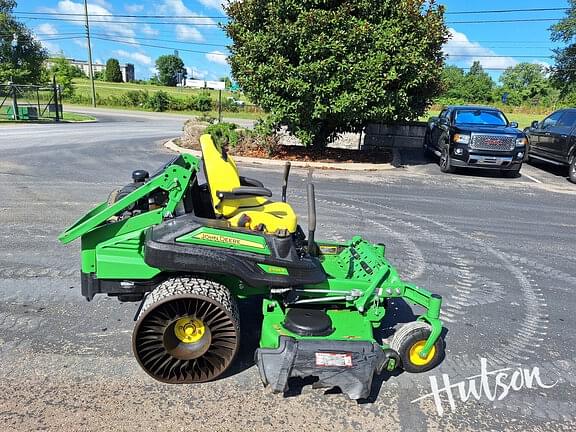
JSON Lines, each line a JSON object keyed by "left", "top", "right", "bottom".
{"left": 132, "top": 277, "right": 240, "bottom": 383}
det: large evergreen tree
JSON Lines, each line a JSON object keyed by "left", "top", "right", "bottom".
{"left": 0, "top": 0, "right": 47, "bottom": 84}
{"left": 225, "top": 0, "right": 448, "bottom": 147}
{"left": 440, "top": 65, "right": 466, "bottom": 101}
{"left": 462, "top": 61, "right": 495, "bottom": 103}
{"left": 155, "top": 55, "right": 186, "bottom": 86}
{"left": 105, "top": 58, "right": 123, "bottom": 82}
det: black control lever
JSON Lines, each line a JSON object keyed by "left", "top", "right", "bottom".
{"left": 281, "top": 162, "right": 291, "bottom": 203}
{"left": 307, "top": 175, "right": 317, "bottom": 257}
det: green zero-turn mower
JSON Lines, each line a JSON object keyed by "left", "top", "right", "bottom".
{"left": 59, "top": 134, "right": 445, "bottom": 400}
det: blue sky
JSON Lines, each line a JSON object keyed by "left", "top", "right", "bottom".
{"left": 16, "top": 0, "right": 571, "bottom": 82}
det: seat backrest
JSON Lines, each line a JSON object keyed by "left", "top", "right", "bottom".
{"left": 200, "top": 134, "right": 241, "bottom": 216}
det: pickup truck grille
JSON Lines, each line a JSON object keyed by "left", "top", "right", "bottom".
{"left": 470, "top": 134, "right": 515, "bottom": 152}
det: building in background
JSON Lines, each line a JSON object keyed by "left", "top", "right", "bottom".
{"left": 45, "top": 58, "right": 135, "bottom": 82}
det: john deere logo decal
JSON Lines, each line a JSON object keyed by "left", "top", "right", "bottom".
{"left": 194, "top": 232, "right": 265, "bottom": 249}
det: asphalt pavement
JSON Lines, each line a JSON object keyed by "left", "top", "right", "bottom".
{"left": 0, "top": 109, "right": 575, "bottom": 431}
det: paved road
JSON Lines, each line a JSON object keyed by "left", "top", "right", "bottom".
{"left": 0, "top": 110, "right": 575, "bottom": 431}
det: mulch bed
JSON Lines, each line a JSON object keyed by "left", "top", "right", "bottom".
{"left": 230, "top": 145, "right": 393, "bottom": 164}
{"left": 177, "top": 121, "right": 393, "bottom": 164}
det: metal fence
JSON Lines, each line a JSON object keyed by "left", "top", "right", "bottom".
{"left": 0, "top": 80, "right": 63, "bottom": 121}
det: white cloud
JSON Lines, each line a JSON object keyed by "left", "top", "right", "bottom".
{"left": 74, "top": 38, "right": 88, "bottom": 49}
{"left": 187, "top": 66, "right": 208, "bottom": 79}
{"left": 205, "top": 50, "right": 228, "bottom": 66}
{"left": 444, "top": 28, "right": 517, "bottom": 71}
{"left": 125, "top": 4, "right": 145, "bottom": 13}
{"left": 158, "top": 1, "right": 217, "bottom": 25}
{"left": 114, "top": 49, "right": 152, "bottom": 65}
{"left": 92, "top": 0, "right": 112, "bottom": 8}
{"left": 131, "top": 52, "right": 153, "bottom": 65}
{"left": 37, "top": 23, "right": 58, "bottom": 36}
{"left": 41, "top": 40, "right": 62, "bottom": 55}
{"left": 149, "top": 66, "right": 158, "bottom": 75}
{"left": 141, "top": 24, "right": 159, "bottom": 36}
{"left": 175, "top": 25, "right": 204, "bottom": 42}
{"left": 50, "top": 0, "right": 136, "bottom": 43}
{"left": 32, "top": 26, "right": 62, "bottom": 54}
{"left": 198, "top": 0, "right": 224, "bottom": 12}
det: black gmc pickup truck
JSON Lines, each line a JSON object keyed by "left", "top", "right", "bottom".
{"left": 425, "top": 106, "right": 527, "bottom": 177}
{"left": 525, "top": 108, "right": 576, "bottom": 184}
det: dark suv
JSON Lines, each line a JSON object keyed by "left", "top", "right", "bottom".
{"left": 425, "top": 106, "right": 527, "bottom": 177}
{"left": 525, "top": 109, "right": 576, "bottom": 183}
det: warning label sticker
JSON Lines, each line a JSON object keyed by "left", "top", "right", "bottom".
{"left": 315, "top": 352, "right": 353, "bottom": 367}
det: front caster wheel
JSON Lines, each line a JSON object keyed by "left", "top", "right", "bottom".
{"left": 391, "top": 321, "right": 444, "bottom": 373}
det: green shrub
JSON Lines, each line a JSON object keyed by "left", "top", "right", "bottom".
{"left": 169, "top": 96, "right": 188, "bottom": 111}
{"left": 192, "top": 93, "right": 213, "bottom": 112}
{"left": 146, "top": 91, "right": 171, "bottom": 112}
{"left": 221, "top": 97, "right": 239, "bottom": 112}
{"left": 121, "top": 90, "right": 149, "bottom": 107}
{"left": 197, "top": 113, "right": 217, "bottom": 124}
{"left": 205, "top": 122, "right": 240, "bottom": 148}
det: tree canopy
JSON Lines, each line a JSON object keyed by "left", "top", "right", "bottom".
{"left": 551, "top": 0, "right": 576, "bottom": 95}
{"left": 499, "top": 63, "right": 554, "bottom": 106}
{"left": 155, "top": 55, "right": 186, "bottom": 86}
{"left": 105, "top": 58, "right": 123, "bottom": 82}
{"left": 463, "top": 61, "right": 495, "bottom": 103}
{"left": 225, "top": 0, "right": 448, "bottom": 147}
{"left": 44, "top": 56, "right": 84, "bottom": 96}
{"left": 0, "top": 0, "right": 47, "bottom": 84}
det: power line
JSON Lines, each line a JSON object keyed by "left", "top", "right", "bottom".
{"left": 92, "top": 33, "right": 227, "bottom": 49}
{"left": 447, "top": 54, "right": 553, "bottom": 58}
{"left": 90, "top": 33, "right": 226, "bottom": 48}
{"left": 91, "top": 36, "right": 228, "bottom": 56}
{"left": 39, "top": 36, "right": 86, "bottom": 42}
{"left": 16, "top": 16, "right": 223, "bottom": 26}
{"left": 15, "top": 11, "right": 227, "bottom": 19}
{"left": 447, "top": 18, "right": 561, "bottom": 24}
{"left": 15, "top": 6, "right": 569, "bottom": 17}
{"left": 1, "top": 32, "right": 85, "bottom": 36}
{"left": 445, "top": 7, "right": 568, "bottom": 15}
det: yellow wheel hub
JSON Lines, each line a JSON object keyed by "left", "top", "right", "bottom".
{"left": 409, "top": 340, "right": 436, "bottom": 366}
{"left": 174, "top": 317, "right": 206, "bottom": 344}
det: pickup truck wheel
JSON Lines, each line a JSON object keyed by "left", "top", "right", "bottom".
{"left": 423, "top": 132, "right": 432, "bottom": 155}
{"left": 502, "top": 166, "right": 521, "bottom": 178}
{"left": 569, "top": 156, "right": 576, "bottom": 184}
{"left": 439, "top": 146, "right": 456, "bottom": 174}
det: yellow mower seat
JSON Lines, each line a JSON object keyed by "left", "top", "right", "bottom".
{"left": 200, "top": 134, "right": 297, "bottom": 235}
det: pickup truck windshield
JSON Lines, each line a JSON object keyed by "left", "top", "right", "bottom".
{"left": 454, "top": 110, "right": 507, "bottom": 126}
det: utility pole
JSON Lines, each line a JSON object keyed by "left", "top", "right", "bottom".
{"left": 83, "top": 0, "right": 97, "bottom": 107}
{"left": 11, "top": 33, "right": 19, "bottom": 120}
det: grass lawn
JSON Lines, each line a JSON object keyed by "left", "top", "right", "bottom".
{"left": 63, "top": 103, "right": 264, "bottom": 121}
{"left": 62, "top": 111, "right": 96, "bottom": 122}
{"left": 72, "top": 79, "right": 247, "bottom": 103}
{"left": 0, "top": 110, "right": 95, "bottom": 124}
{"left": 69, "top": 79, "right": 263, "bottom": 119}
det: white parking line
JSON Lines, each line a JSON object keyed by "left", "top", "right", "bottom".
{"left": 523, "top": 173, "right": 543, "bottom": 184}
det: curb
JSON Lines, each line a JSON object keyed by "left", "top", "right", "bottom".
{"left": 164, "top": 138, "right": 395, "bottom": 172}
